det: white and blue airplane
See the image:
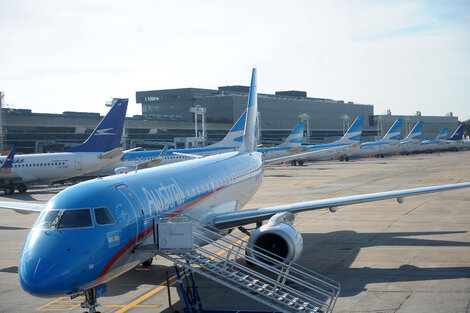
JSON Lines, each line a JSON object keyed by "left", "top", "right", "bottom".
{"left": 397, "top": 120, "right": 423, "bottom": 155}
{"left": 416, "top": 127, "right": 449, "bottom": 153}
{"left": 0, "top": 99, "right": 128, "bottom": 194}
{"left": 258, "top": 121, "right": 305, "bottom": 159}
{"left": 348, "top": 118, "right": 403, "bottom": 159}
{"left": 292, "top": 115, "right": 364, "bottom": 164}
{"left": 1, "top": 69, "right": 470, "bottom": 312}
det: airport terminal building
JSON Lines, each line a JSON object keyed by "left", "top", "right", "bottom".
{"left": 0, "top": 86, "right": 460, "bottom": 154}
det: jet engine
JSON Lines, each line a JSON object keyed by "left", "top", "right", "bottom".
{"left": 246, "top": 212, "right": 303, "bottom": 265}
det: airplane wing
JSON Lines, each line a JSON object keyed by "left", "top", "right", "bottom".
{"left": 264, "top": 144, "right": 358, "bottom": 165}
{"left": 212, "top": 182, "right": 470, "bottom": 229}
{"left": 99, "top": 147, "right": 123, "bottom": 159}
{"left": 0, "top": 200, "right": 46, "bottom": 214}
{"left": 171, "top": 152, "right": 204, "bottom": 159}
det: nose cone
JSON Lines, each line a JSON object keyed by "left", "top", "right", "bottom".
{"left": 19, "top": 229, "right": 95, "bottom": 296}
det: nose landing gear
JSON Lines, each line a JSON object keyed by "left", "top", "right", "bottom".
{"left": 81, "top": 288, "right": 100, "bottom": 313}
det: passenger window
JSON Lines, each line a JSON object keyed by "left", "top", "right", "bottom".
{"left": 94, "top": 207, "right": 115, "bottom": 225}
{"left": 59, "top": 209, "right": 93, "bottom": 228}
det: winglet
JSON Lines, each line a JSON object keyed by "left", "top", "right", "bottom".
{"left": 1, "top": 146, "right": 16, "bottom": 169}
{"left": 405, "top": 121, "right": 423, "bottom": 140}
{"left": 382, "top": 118, "right": 403, "bottom": 141}
{"left": 159, "top": 144, "right": 169, "bottom": 157}
{"left": 448, "top": 124, "right": 464, "bottom": 141}
{"left": 239, "top": 68, "right": 258, "bottom": 153}
{"left": 277, "top": 122, "right": 305, "bottom": 148}
{"left": 65, "top": 98, "right": 128, "bottom": 153}
{"left": 208, "top": 110, "right": 247, "bottom": 148}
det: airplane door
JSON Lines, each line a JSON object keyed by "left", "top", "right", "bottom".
{"left": 116, "top": 184, "right": 145, "bottom": 244}
{"left": 75, "top": 156, "right": 82, "bottom": 170}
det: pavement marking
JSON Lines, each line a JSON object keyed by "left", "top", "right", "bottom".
{"left": 36, "top": 296, "right": 83, "bottom": 311}
{"left": 296, "top": 182, "right": 327, "bottom": 185}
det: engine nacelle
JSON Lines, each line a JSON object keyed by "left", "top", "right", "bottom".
{"left": 246, "top": 212, "right": 303, "bottom": 265}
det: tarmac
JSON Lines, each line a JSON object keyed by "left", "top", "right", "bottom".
{"left": 1, "top": 150, "right": 470, "bottom": 313}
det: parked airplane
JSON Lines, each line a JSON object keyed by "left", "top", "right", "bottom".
{"left": 0, "top": 98, "right": 128, "bottom": 194}
{"left": 397, "top": 121, "right": 423, "bottom": 155}
{"left": 291, "top": 115, "right": 364, "bottom": 165}
{"left": 347, "top": 118, "right": 403, "bottom": 159}
{"left": 416, "top": 127, "right": 448, "bottom": 153}
{"left": 93, "top": 115, "right": 304, "bottom": 175}
{"left": 258, "top": 121, "right": 305, "bottom": 159}
{"left": 1, "top": 69, "right": 470, "bottom": 313}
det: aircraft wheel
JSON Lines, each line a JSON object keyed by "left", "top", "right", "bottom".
{"left": 380, "top": 154, "right": 384, "bottom": 158}
{"left": 17, "top": 184, "right": 27, "bottom": 193}
{"left": 4, "top": 185, "right": 15, "bottom": 195}
{"left": 142, "top": 258, "right": 153, "bottom": 267}
{"left": 298, "top": 160, "right": 304, "bottom": 166}
{"left": 344, "top": 156, "right": 350, "bottom": 161}
{"left": 290, "top": 160, "right": 297, "bottom": 166}
{"left": 339, "top": 157, "right": 344, "bottom": 162}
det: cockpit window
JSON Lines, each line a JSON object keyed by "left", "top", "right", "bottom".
{"left": 36, "top": 210, "right": 60, "bottom": 229}
{"left": 35, "top": 209, "right": 93, "bottom": 229}
{"left": 59, "top": 209, "right": 93, "bottom": 228}
{"left": 94, "top": 207, "right": 115, "bottom": 225}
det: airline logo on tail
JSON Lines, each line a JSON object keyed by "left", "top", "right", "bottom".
{"left": 383, "top": 119, "right": 403, "bottom": 141}
{"left": 448, "top": 124, "right": 464, "bottom": 141}
{"left": 338, "top": 116, "right": 364, "bottom": 143}
{"left": 207, "top": 110, "right": 246, "bottom": 148}
{"left": 406, "top": 121, "right": 423, "bottom": 141}
{"left": 436, "top": 128, "right": 448, "bottom": 140}
{"left": 278, "top": 122, "right": 305, "bottom": 148}
{"left": 95, "top": 128, "right": 116, "bottom": 136}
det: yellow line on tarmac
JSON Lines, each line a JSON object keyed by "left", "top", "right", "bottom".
{"left": 113, "top": 277, "right": 177, "bottom": 313}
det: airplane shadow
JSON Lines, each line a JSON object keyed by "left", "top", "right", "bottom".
{"left": 103, "top": 230, "right": 470, "bottom": 299}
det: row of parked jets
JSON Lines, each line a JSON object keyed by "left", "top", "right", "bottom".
{"left": 0, "top": 96, "right": 468, "bottom": 194}
{"left": 0, "top": 69, "right": 469, "bottom": 313}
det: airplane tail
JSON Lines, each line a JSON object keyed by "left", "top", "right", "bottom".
{"left": 277, "top": 122, "right": 305, "bottom": 148}
{"left": 435, "top": 128, "right": 448, "bottom": 140}
{"left": 382, "top": 118, "right": 403, "bottom": 141}
{"left": 448, "top": 124, "right": 464, "bottom": 141}
{"left": 404, "top": 121, "right": 423, "bottom": 141}
{"left": 207, "top": 110, "right": 246, "bottom": 148}
{"left": 0, "top": 146, "right": 15, "bottom": 169}
{"left": 65, "top": 98, "right": 128, "bottom": 153}
{"left": 239, "top": 68, "right": 258, "bottom": 153}
{"left": 335, "top": 116, "right": 364, "bottom": 144}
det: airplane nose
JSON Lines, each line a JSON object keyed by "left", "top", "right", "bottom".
{"left": 19, "top": 255, "right": 62, "bottom": 296}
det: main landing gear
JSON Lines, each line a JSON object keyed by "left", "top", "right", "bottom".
{"left": 290, "top": 159, "right": 304, "bottom": 166}
{"left": 3, "top": 183, "right": 28, "bottom": 195}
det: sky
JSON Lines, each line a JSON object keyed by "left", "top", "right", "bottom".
{"left": 1, "top": 0, "right": 469, "bottom": 120}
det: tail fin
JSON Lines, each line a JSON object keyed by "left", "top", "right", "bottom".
{"left": 208, "top": 110, "right": 246, "bottom": 148}
{"left": 1, "top": 146, "right": 15, "bottom": 169}
{"left": 277, "top": 122, "right": 305, "bottom": 148}
{"left": 65, "top": 98, "right": 128, "bottom": 153}
{"left": 239, "top": 68, "right": 258, "bottom": 153}
{"left": 336, "top": 116, "right": 364, "bottom": 144}
{"left": 448, "top": 124, "right": 464, "bottom": 141}
{"left": 404, "top": 121, "right": 423, "bottom": 141}
{"left": 435, "top": 128, "right": 448, "bottom": 140}
{"left": 382, "top": 118, "right": 403, "bottom": 141}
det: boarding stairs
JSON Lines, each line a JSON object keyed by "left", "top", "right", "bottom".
{"left": 148, "top": 217, "right": 340, "bottom": 313}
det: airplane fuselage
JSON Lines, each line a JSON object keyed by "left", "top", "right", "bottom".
{"left": 0, "top": 152, "right": 121, "bottom": 185}
{"left": 19, "top": 151, "right": 264, "bottom": 296}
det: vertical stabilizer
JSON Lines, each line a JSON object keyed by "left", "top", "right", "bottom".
{"left": 239, "top": 68, "right": 258, "bottom": 153}
{"left": 208, "top": 110, "right": 247, "bottom": 148}
{"left": 0, "top": 146, "right": 15, "bottom": 169}
{"left": 435, "top": 128, "right": 448, "bottom": 141}
{"left": 65, "top": 98, "right": 128, "bottom": 153}
{"left": 382, "top": 119, "right": 403, "bottom": 141}
{"left": 336, "top": 116, "right": 364, "bottom": 144}
{"left": 277, "top": 122, "right": 305, "bottom": 148}
{"left": 405, "top": 121, "right": 423, "bottom": 141}
{"left": 448, "top": 124, "right": 464, "bottom": 141}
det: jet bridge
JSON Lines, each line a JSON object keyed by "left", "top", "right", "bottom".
{"left": 137, "top": 217, "right": 340, "bottom": 313}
